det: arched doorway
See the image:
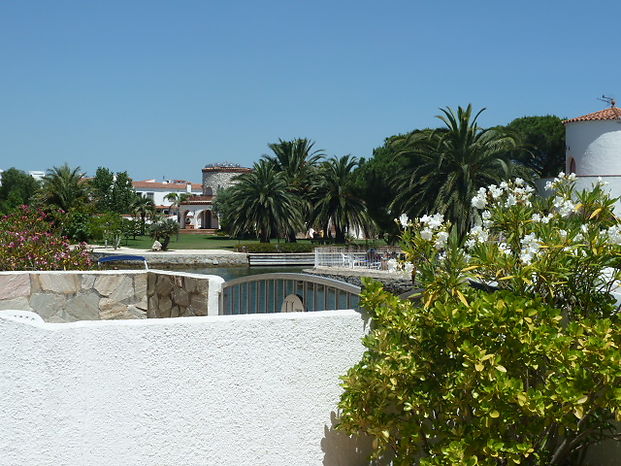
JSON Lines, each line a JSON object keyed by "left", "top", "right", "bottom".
{"left": 200, "top": 210, "right": 212, "bottom": 229}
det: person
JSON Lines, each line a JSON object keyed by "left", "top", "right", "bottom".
{"left": 307, "top": 227, "right": 315, "bottom": 239}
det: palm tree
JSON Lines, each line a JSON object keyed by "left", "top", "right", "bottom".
{"left": 164, "top": 192, "right": 190, "bottom": 220}
{"left": 38, "top": 164, "right": 88, "bottom": 211}
{"left": 132, "top": 195, "right": 156, "bottom": 235}
{"left": 391, "top": 105, "right": 520, "bottom": 238}
{"left": 311, "top": 155, "right": 373, "bottom": 243}
{"left": 264, "top": 138, "right": 324, "bottom": 241}
{"left": 227, "top": 160, "right": 303, "bottom": 243}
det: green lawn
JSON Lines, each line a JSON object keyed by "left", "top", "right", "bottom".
{"left": 108, "top": 234, "right": 258, "bottom": 250}
{"left": 95, "top": 233, "right": 387, "bottom": 251}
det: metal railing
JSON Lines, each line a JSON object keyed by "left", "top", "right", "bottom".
{"left": 219, "top": 273, "right": 361, "bottom": 315}
{"left": 314, "top": 246, "right": 402, "bottom": 270}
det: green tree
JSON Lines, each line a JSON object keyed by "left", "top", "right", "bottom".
{"left": 111, "top": 171, "right": 138, "bottom": 214}
{"left": 131, "top": 195, "right": 156, "bottom": 235}
{"left": 89, "top": 167, "right": 115, "bottom": 212}
{"left": 149, "top": 218, "right": 179, "bottom": 251}
{"left": 505, "top": 115, "right": 565, "bottom": 177}
{"left": 392, "top": 105, "right": 523, "bottom": 238}
{"left": 38, "top": 164, "right": 89, "bottom": 212}
{"left": 339, "top": 176, "right": 621, "bottom": 465}
{"left": 0, "top": 168, "right": 40, "bottom": 214}
{"left": 264, "top": 138, "right": 324, "bottom": 241}
{"left": 312, "top": 155, "right": 373, "bottom": 243}
{"left": 226, "top": 160, "right": 302, "bottom": 243}
{"left": 164, "top": 192, "right": 191, "bottom": 220}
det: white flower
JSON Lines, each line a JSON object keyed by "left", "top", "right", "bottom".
{"left": 545, "top": 180, "right": 554, "bottom": 191}
{"left": 500, "top": 181, "right": 509, "bottom": 189}
{"left": 420, "top": 228, "right": 433, "bottom": 241}
{"left": 482, "top": 210, "right": 492, "bottom": 220}
{"left": 531, "top": 213, "right": 541, "bottom": 223}
{"left": 541, "top": 214, "right": 553, "bottom": 224}
{"left": 398, "top": 213, "right": 409, "bottom": 226}
{"left": 558, "top": 229, "right": 567, "bottom": 239}
{"left": 514, "top": 178, "right": 525, "bottom": 186}
{"left": 498, "top": 242, "right": 511, "bottom": 255}
{"left": 519, "top": 233, "right": 541, "bottom": 265}
{"left": 471, "top": 194, "right": 487, "bottom": 210}
{"left": 505, "top": 194, "right": 517, "bottom": 208}
{"left": 434, "top": 231, "right": 449, "bottom": 250}
{"left": 426, "top": 213, "right": 444, "bottom": 229}
{"left": 489, "top": 184, "right": 503, "bottom": 199}
{"left": 553, "top": 197, "right": 575, "bottom": 217}
{"left": 605, "top": 225, "right": 621, "bottom": 245}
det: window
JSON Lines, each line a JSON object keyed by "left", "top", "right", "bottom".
{"left": 145, "top": 192, "right": 154, "bottom": 201}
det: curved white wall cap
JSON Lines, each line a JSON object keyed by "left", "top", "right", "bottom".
{"left": 0, "top": 310, "right": 44, "bottom": 324}
{"left": 565, "top": 120, "right": 621, "bottom": 176}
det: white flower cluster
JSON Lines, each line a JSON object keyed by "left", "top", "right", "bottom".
{"left": 553, "top": 196, "right": 577, "bottom": 217}
{"left": 417, "top": 213, "right": 449, "bottom": 250}
{"left": 464, "top": 224, "right": 489, "bottom": 249}
{"left": 604, "top": 225, "right": 621, "bottom": 245}
{"left": 395, "top": 213, "right": 410, "bottom": 227}
{"left": 520, "top": 233, "right": 541, "bottom": 265}
{"left": 544, "top": 172, "right": 576, "bottom": 191}
{"left": 531, "top": 213, "right": 553, "bottom": 224}
{"left": 471, "top": 178, "right": 534, "bottom": 211}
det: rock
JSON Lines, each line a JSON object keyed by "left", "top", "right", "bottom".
{"left": 136, "top": 298, "right": 148, "bottom": 311}
{"left": 38, "top": 274, "right": 80, "bottom": 294}
{"left": 0, "top": 274, "right": 31, "bottom": 300}
{"left": 155, "top": 275, "right": 174, "bottom": 297}
{"left": 30, "top": 293, "right": 67, "bottom": 321}
{"left": 147, "top": 273, "right": 156, "bottom": 296}
{"left": 126, "top": 305, "right": 147, "bottom": 319}
{"left": 0, "top": 297, "right": 32, "bottom": 311}
{"left": 94, "top": 274, "right": 125, "bottom": 297}
{"left": 152, "top": 240, "right": 162, "bottom": 251}
{"left": 134, "top": 274, "right": 147, "bottom": 300}
{"left": 108, "top": 275, "right": 134, "bottom": 302}
{"left": 147, "top": 296, "right": 158, "bottom": 318}
{"left": 189, "top": 294, "right": 208, "bottom": 316}
{"left": 80, "top": 274, "right": 96, "bottom": 290}
{"left": 158, "top": 296, "right": 172, "bottom": 317}
{"left": 64, "top": 292, "right": 100, "bottom": 320}
{"left": 170, "top": 305, "right": 180, "bottom": 318}
{"left": 172, "top": 288, "right": 190, "bottom": 307}
{"left": 99, "top": 298, "right": 129, "bottom": 320}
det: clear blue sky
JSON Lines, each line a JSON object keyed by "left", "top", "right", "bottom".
{"left": 1, "top": 0, "right": 619, "bottom": 182}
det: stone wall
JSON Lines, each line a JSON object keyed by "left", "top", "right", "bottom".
{"left": 306, "top": 267, "right": 414, "bottom": 295}
{"left": 147, "top": 271, "right": 210, "bottom": 317}
{"left": 0, "top": 271, "right": 147, "bottom": 322}
{"left": 0, "top": 270, "right": 223, "bottom": 322}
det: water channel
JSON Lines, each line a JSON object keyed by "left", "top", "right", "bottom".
{"left": 183, "top": 265, "right": 308, "bottom": 281}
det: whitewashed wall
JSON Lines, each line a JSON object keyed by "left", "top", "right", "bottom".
{"left": 0, "top": 310, "right": 371, "bottom": 465}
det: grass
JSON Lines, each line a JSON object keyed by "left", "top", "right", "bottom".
{"left": 94, "top": 233, "right": 388, "bottom": 251}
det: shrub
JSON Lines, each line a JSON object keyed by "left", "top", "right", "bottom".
{"left": 149, "top": 219, "right": 179, "bottom": 251}
{"left": 234, "top": 242, "right": 315, "bottom": 253}
{"left": 0, "top": 206, "right": 93, "bottom": 271}
{"left": 338, "top": 175, "right": 621, "bottom": 464}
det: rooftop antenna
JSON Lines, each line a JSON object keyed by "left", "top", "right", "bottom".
{"left": 597, "top": 94, "right": 616, "bottom": 107}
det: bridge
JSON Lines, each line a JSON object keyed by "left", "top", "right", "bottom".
{"left": 219, "top": 273, "right": 361, "bottom": 315}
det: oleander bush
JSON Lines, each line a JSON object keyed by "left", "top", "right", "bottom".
{"left": 338, "top": 174, "right": 621, "bottom": 465}
{"left": 0, "top": 205, "right": 93, "bottom": 271}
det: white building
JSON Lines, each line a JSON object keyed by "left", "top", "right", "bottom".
{"left": 561, "top": 104, "right": 621, "bottom": 210}
{"left": 133, "top": 179, "right": 202, "bottom": 215}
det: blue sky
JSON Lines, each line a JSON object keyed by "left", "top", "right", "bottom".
{"left": 1, "top": 0, "right": 619, "bottom": 182}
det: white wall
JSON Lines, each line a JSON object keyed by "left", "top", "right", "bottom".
{"left": 0, "top": 310, "right": 371, "bottom": 465}
{"left": 566, "top": 120, "right": 621, "bottom": 176}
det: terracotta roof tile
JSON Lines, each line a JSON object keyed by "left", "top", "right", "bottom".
{"left": 564, "top": 107, "right": 621, "bottom": 124}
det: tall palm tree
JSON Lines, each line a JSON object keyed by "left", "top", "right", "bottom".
{"left": 227, "top": 160, "right": 303, "bottom": 243}
{"left": 264, "top": 138, "right": 324, "bottom": 241}
{"left": 391, "top": 105, "right": 520, "bottom": 238}
{"left": 312, "top": 155, "right": 373, "bottom": 243}
{"left": 164, "top": 192, "right": 190, "bottom": 220}
{"left": 39, "top": 164, "right": 88, "bottom": 211}
{"left": 132, "top": 195, "right": 156, "bottom": 235}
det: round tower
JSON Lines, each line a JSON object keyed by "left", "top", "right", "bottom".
{"left": 201, "top": 164, "right": 252, "bottom": 196}
{"left": 564, "top": 105, "right": 621, "bottom": 176}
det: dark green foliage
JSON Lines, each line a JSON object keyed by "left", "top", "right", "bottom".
{"left": 225, "top": 160, "right": 303, "bottom": 243}
{"left": 0, "top": 167, "right": 40, "bottom": 214}
{"left": 391, "top": 105, "right": 522, "bottom": 238}
{"left": 149, "top": 218, "right": 180, "bottom": 251}
{"left": 505, "top": 115, "right": 565, "bottom": 177}
{"left": 312, "top": 155, "right": 374, "bottom": 243}
{"left": 38, "top": 164, "right": 89, "bottom": 212}
{"left": 234, "top": 242, "right": 315, "bottom": 253}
